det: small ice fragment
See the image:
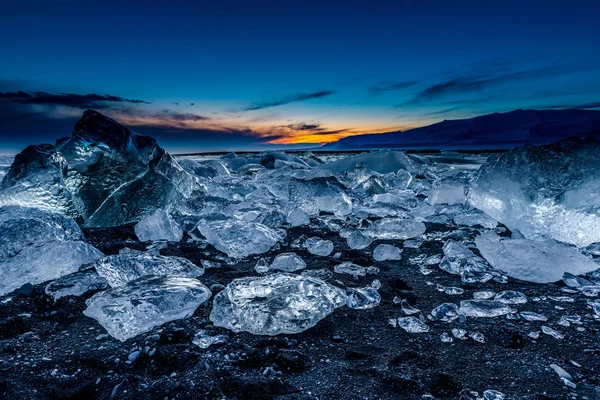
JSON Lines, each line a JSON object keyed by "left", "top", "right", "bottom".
{"left": 45, "top": 270, "right": 108, "bottom": 301}
{"left": 494, "top": 290, "right": 527, "bottom": 304}
{"left": 346, "top": 286, "right": 381, "bottom": 309}
{"left": 192, "top": 330, "right": 227, "bottom": 349}
{"left": 401, "top": 299, "right": 421, "bottom": 315}
{"left": 440, "top": 332, "right": 453, "bottom": 342}
{"left": 469, "top": 332, "right": 485, "bottom": 343}
{"left": 459, "top": 300, "right": 513, "bottom": 318}
{"left": 541, "top": 325, "right": 564, "bottom": 340}
{"left": 254, "top": 258, "right": 269, "bottom": 274}
{"left": 528, "top": 331, "right": 540, "bottom": 339}
{"left": 269, "top": 252, "right": 306, "bottom": 272}
{"left": 373, "top": 244, "right": 402, "bottom": 261}
{"left": 347, "top": 231, "right": 372, "bottom": 250}
{"left": 134, "top": 209, "right": 183, "bottom": 242}
{"left": 520, "top": 311, "right": 548, "bottom": 322}
{"left": 305, "top": 237, "right": 334, "bottom": 256}
{"left": 334, "top": 262, "right": 367, "bottom": 278}
{"left": 431, "top": 303, "right": 460, "bottom": 322}
{"left": 452, "top": 328, "right": 468, "bottom": 340}
{"left": 397, "top": 316, "right": 429, "bottom": 333}
{"left": 473, "top": 290, "right": 495, "bottom": 300}
{"left": 483, "top": 390, "right": 505, "bottom": 400}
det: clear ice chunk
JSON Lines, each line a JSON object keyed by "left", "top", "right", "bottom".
{"left": 305, "top": 237, "right": 334, "bottom": 256}
{"left": 210, "top": 273, "right": 347, "bottom": 335}
{"left": 0, "top": 206, "right": 103, "bottom": 295}
{"left": 197, "top": 218, "right": 284, "bottom": 259}
{"left": 439, "top": 239, "right": 492, "bottom": 283}
{"left": 453, "top": 210, "right": 498, "bottom": 229}
{"left": 401, "top": 299, "right": 421, "bottom": 315}
{"left": 475, "top": 231, "right": 598, "bottom": 283}
{"left": 83, "top": 276, "right": 211, "bottom": 341}
{"left": 366, "top": 217, "right": 426, "bottom": 240}
{"left": 192, "top": 329, "right": 228, "bottom": 349}
{"left": 346, "top": 285, "right": 381, "bottom": 309}
{"left": 459, "top": 300, "right": 513, "bottom": 318}
{"left": 269, "top": 252, "right": 306, "bottom": 272}
{"left": 494, "top": 290, "right": 527, "bottom": 304}
{"left": 431, "top": 303, "right": 460, "bottom": 322}
{"left": 373, "top": 244, "right": 402, "bottom": 261}
{"left": 93, "top": 250, "right": 203, "bottom": 287}
{"left": 347, "top": 230, "right": 372, "bottom": 250}
{"left": 45, "top": 270, "right": 109, "bottom": 300}
{"left": 467, "top": 138, "right": 600, "bottom": 247}
{"left": 397, "top": 316, "right": 430, "bottom": 333}
{"left": 134, "top": 209, "right": 183, "bottom": 242}
{"left": 334, "top": 262, "right": 367, "bottom": 277}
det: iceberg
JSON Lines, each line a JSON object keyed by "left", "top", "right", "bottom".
{"left": 84, "top": 275, "right": 211, "bottom": 341}
{"left": 468, "top": 138, "right": 600, "bottom": 247}
{"left": 474, "top": 231, "right": 598, "bottom": 283}
{"left": 0, "top": 110, "right": 201, "bottom": 227}
{"left": 210, "top": 273, "right": 346, "bottom": 335}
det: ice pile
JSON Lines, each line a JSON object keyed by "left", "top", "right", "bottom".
{"left": 134, "top": 209, "right": 183, "bottom": 242}
{"left": 210, "top": 273, "right": 347, "bottom": 335}
{"left": 84, "top": 276, "right": 211, "bottom": 341}
{"left": 468, "top": 138, "right": 600, "bottom": 247}
{"left": 475, "top": 232, "right": 598, "bottom": 283}
{"left": 0, "top": 206, "right": 103, "bottom": 295}
{"left": 92, "top": 248, "right": 203, "bottom": 287}
{"left": 0, "top": 110, "right": 201, "bottom": 227}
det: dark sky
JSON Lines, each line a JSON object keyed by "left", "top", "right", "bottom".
{"left": 1, "top": 0, "right": 599, "bottom": 153}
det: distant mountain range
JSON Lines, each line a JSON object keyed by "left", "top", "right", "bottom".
{"left": 323, "top": 109, "right": 600, "bottom": 150}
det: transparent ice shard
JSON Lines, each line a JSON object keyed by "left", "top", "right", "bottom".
{"left": 468, "top": 138, "right": 600, "bottom": 247}
{"left": 93, "top": 250, "right": 203, "bottom": 287}
{"left": 134, "top": 209, "right": 183, "bottom": 242}
{"left": 373, "top": 244, "right": 402, "bottom": 261}
{"left": 45, "top": 270, "right": 108, "bottom": 300}
{"left": 210, "top": 273, "right": 347, "bottom": 335}
{"left": 494, "top": 291, "right": 527, "bottom": 304}
{"left": 431, "top": 303, "right": 460, "bottom": 322}
{"left": 366, "top": 217, "right": 426, "bottom": 240}
{"left": 397, "top": 316, "right": 429, "bottom": 333}
{"left": 347, "top": 230, "right": 372, "bottom": 250}
{"left": 84, "top": 275, "right": 211, "bottom": 341}
{"left": 346, "top": 284, "right": 381, "bottom": 309}
{"left": 0, "top": 206, "right": 103, "bottom": 296}
{"left": 459, "top": 300, "right": 513, "bottom": 318}
{"left": 197, "top": 218, "right": 284, "bottom": 259}
{"left": 269, "top": 252, "right": 306, "bottom": 272}
{"left": 475, "top": 231, "right": 598, "bottom": 283}
{"left": 305, "top": 237, "right": 334, "bottom": 256}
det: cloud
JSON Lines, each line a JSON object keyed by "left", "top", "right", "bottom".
{"left": 285, "top": 122, "right": 324, "bottom": 131}
{"left": 368, "top": 80, "right": 418, "bottom": 94}
{"left": 410, "top": 64, "right": 564, "bottom": 104}
{"left": 0, "top": 90, "right": 150, "bottom": 109}
{"left": 244, "top": 90, "right": 335, "bottom": 111}
{"left": 545, "top": 101, "right": 600, "bottom": 110}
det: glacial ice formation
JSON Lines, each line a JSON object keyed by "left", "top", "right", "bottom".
{"left": 0, "top": 110, "right": 201, "bottom": 227}
{"left": 84, "top": 275, "right": 211, "bottom": 341}
{"left": 196, "top": 218, "right": 284, "bottom": 259}
{"left": 468, "top": 138, "right": 600, "bottom": 247}
{"left": 475, "top": 231, "right": 598, "bottom": 283}
{"left": 210, "top": 273, "right": 347, "bottom": 335}
{"left": 0, "top": 206, "right": 103, "bottom": 295}
{"left": 134, "top": 209, "right": 183, "bottom": 242}
{"left": 93, "top": 248, "right": 203, "bottom": 287}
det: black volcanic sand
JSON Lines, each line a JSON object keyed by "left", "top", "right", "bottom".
{"left": 1, "top": 221, "right": 600, "bottom": 400}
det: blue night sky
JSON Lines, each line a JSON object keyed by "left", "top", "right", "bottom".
{"left": 1, "top": 0, "right": 599, "bottom": 153}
